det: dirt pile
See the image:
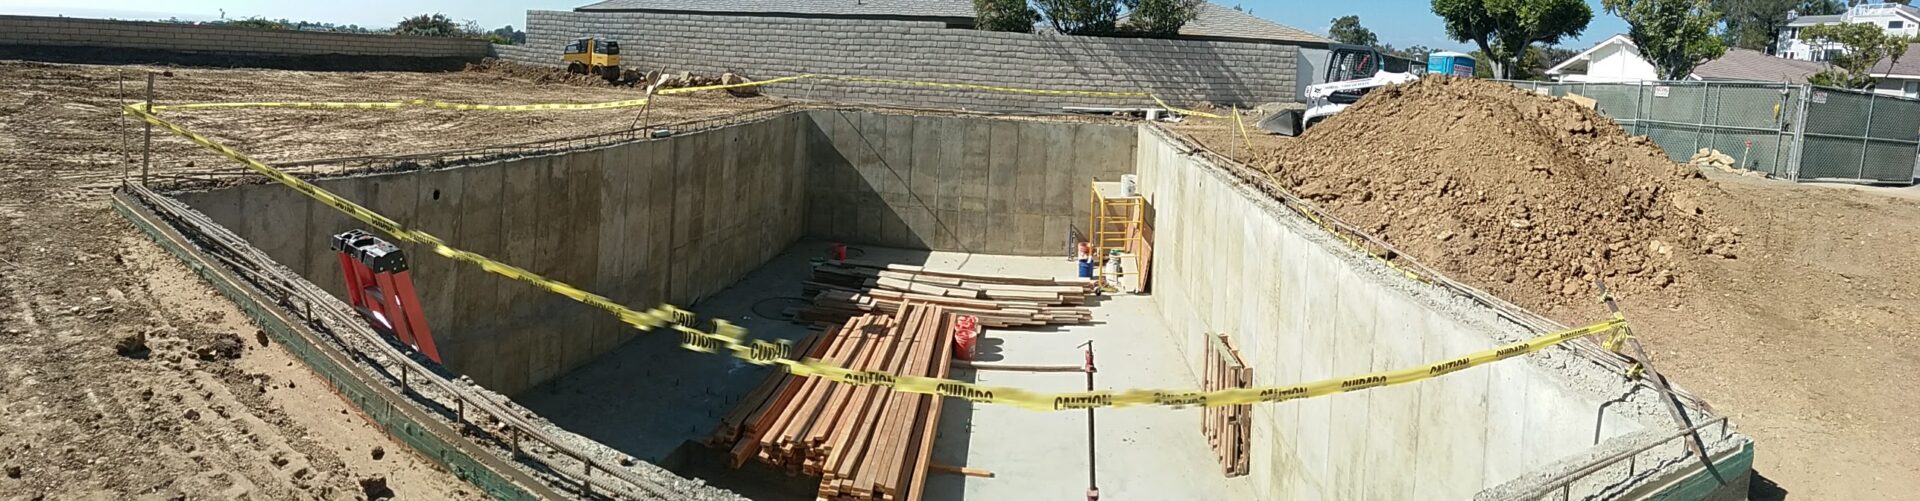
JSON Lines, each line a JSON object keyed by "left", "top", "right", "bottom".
{"left": 463, "top": 58, "right": 762, "bottom": 96}
{"left": 1254, "top": 77, "right": 1737, "bottom": 310}
{"left": 462, "top": 58, "right": 613, "bottom": 87}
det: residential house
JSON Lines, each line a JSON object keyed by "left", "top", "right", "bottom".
{"left": 1868, "top": 44, "right": 1920, "bottom": 98}
{"left": 1548, "top": 37, "right": 1823, "bottom": 84}
{"left": 1777, "top": 2, "right": 1920, "bottom": 62}
{"left": 1692, "top": 49, "right": 1826, "bottom": 83}
{"left": 1545, "top": 34, "right": 1656, "bottom": 82}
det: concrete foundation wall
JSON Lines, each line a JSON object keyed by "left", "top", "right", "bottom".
{"left": 802, "top": 110, "right": 1135, "bottom": 255}
{"left": 175, "top": 114, "right": 810, "bottom": 395}
{"left": 507, "top": 10, "right": 1301, "bottom": 113}
{"left": 1132, "top": 126, "right": 1647, "bottom": 500}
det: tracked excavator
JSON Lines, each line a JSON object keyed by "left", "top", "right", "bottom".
{"left": 1258, "top": 44, "right": 1420, "bottom": 136}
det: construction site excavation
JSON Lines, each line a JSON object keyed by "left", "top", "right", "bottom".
{"left": 109, "top": 80, "right": 1757, "bottom": 500}
{"left": 17, "top": 2, "right": 1920, "bottom": 498}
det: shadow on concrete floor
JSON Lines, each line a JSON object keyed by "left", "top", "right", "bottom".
{"left": 1749, "top": 470, "right": 1789, "bottom": 500}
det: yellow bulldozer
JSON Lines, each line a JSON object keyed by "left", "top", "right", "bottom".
{"left": 562, "top": 38, "right": 621, "bottom": 81}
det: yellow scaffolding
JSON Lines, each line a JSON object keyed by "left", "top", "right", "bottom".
{"left": 1089, "top": 180, "right": 1146, "bottom": 289}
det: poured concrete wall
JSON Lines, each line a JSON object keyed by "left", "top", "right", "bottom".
{"left": 803, "top": 110, "right": 1135, "bottom": 255}
{"left": 175, "top": 114, "right": 810, "bottom": 395}
{"left": 1132, "top": 126, "right": 1648, "bottom": 500}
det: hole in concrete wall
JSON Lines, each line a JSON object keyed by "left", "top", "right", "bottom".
{"left": 163, "top": 110, "right": 1714, "bottom": 500}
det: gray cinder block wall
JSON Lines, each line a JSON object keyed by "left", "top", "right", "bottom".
{"left": 0, "top": 15, "right": 493, "bottom": 69}
{"left": 503, "top": 10, "right": 1299, "bottom": 113}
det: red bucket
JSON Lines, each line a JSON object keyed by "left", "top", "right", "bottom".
{"left": 953, "top": 315, "right": 979, "bottom": 360}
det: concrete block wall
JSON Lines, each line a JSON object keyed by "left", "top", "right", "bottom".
{"left": 1132, "top": 126, "right": 1649, "bottom": 500}
{"left": 174, "top": 114, "right": 810, "bottom": 395}
{"left": 803, "top": 110, "right": 1136, "bottom": 255}
{"left": 0, "top": 15, "right": 492, "bottom": 60}
{"left": 503, "top": 10, "right": 1298, "bottom": 113}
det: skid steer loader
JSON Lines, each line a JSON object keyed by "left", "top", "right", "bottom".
{"left": 1258, "top": 44, "right": 1419, "bottom": 136}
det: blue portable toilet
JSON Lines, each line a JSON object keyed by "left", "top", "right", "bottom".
{"left": 1427, "top": 51, "right": 1476, "bottom": 78}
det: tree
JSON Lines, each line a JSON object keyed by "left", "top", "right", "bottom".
{"left": 974, "top": 0, "right": 1039, "bottom": 32}
{"left": 1328, "top": 15, "right": 1380, "bottom": 46}
{"left": 1714, "top": 0, "right": 1798, "bottom": 52}
{"left": 1123, "top": 0, "right": 1204, "bottom": 36}
{"left": 1431, "top": 0, "right": 1593, "bottom": 79}
{"left": 1605, "top": 0, "right": 1726, "bottom": 80}
{"left": 1801, "top": 22, "right": 1916, "bottom": 88}
{"left": 490, "top": 25, "right": 527, "bottom": 44}
{"left": 1799, "top": 0, "right": 1845, "bottom": 15}
{"left": 394, "top": 13, "right": 464, "bottom": 37}
{"left": 228, "top": 18, "right": 285, "bottom": 30}
{"left": 1398, "top": 44, "right": 1435, "bottom": 60}
{"left": 1033, "top": 0, "right": 1123, "bottom": 35}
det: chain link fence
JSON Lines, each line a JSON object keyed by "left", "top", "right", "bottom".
{"left": 1501, "top": 80, "right": 1920, "bottom": 184}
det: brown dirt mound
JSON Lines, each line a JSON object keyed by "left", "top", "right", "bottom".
{"left": 462, "top": 58, "right": 612, "bottom": 87}
{"left": 1252, "top": 77, "right": 1738, "bottom": 311}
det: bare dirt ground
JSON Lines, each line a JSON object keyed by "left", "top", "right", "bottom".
{"left": 1178, "top": 78, "right": 1920, "bottom": 500}
{"left": 0, "top": 60, "right": 785, "bottom": 499}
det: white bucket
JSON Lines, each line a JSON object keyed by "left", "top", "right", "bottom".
{"left": 1119, "top": 174, "right": 1139, "bottom": 197}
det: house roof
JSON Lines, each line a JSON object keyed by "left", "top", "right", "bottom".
{"left": 1787, "top": 3, "right": 1920, "bottom": 26}
{"left": 1164, "top": 3, "right": 1329, "bottom": 45}
{"left": 1786, "top": 14, "right": 1845, "bottom": 27}
{"left": 1869, "top": 43, "right": 1920, "bottom": 78}
{"left": 574, "top": 0, "right": 976, "bottom": 19}
{"left": 1545, "top": 34, "right": 1634, "bottom": 75}
{"left": 1690, "top": 48, "right": 1825, "bottom": 82}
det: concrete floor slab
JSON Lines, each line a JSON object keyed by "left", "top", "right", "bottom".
{"left": 520, "top": 240, "right": 1249, "bottom": 499}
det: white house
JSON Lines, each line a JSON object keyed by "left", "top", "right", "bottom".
{"left": 1544, "top": 34, "right": 1657, "bottom": 82}
{"left": 1777, "top": 2, "right": 1920, "bottom": 62}
{"left": 1547, "top": 36, "right": 1826, "bottom": 85}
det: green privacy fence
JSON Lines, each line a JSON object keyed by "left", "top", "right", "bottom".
{"left": 1500, "top": 80, "right": 1920, "bottom": 184}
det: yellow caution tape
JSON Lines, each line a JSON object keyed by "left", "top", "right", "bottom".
{"left": 150, "top": 97, "right": 654, "bottom": 113}
{"left": 124, "top": 102, "right": 1623, "bottom": 412}
{"left": 144, "top": 73, "right": 1229, "bottom": 119}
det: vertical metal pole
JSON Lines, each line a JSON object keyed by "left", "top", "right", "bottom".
{"left": 1860, "top": 93, "right": 1877, "bottom": 179}
{"left": 1775, "top": 85, "right": 1790, "bottom": 176}
{"left": 1790, "top": 84, "right": 1813, "bottom": 180}
{"left": 142, "top": 73, "right": 154, "bottom": 186}
{"left": 118, "top": 70, "right": 129, "bottom": 186}
{"left": 581, "top": 462, "right": 593, "bottom": 497}
{"left": 1707, "top": 83, "right": 1722, "bottom": 154}
{"left": 1695, "top": 82, "right": 1709, "bottom": 153}
{"left": 1082, "top": 340, "right": 1099, "bottom": 501}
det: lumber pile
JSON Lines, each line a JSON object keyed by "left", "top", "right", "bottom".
{"left": 794, "top": 260, "right": 1095, "bottom": 328}
{"left": 708, "top": 304, "right": 954, "bottom": 501}
{"left": 1203, "top": 333, "right": 1252, "bottom": 477}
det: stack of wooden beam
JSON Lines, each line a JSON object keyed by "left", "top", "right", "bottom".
{"left": 1203, "top": 333, "right": 1252, "bottom": 477}
{"left": 708, "top": 304, "right": 954, "bottom": 501}
{"left": 794, "top": 260, "right": 1095, "bottom": 328}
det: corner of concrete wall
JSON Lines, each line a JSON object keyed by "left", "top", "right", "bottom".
{"left": 1130, "top": 124, "right": 1707, "bottom": 500}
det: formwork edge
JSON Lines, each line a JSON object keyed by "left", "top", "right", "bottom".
{"left": 110, "top": 188, "right": 553, "bottom": 501}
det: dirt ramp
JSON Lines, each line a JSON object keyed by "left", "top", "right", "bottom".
{"left": 1255, "top": 77, "right": 1734, "bottom": 312}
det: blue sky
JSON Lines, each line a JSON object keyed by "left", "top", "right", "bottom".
{"left": 1, "top": 0, "right": 1631, "bottom": 52}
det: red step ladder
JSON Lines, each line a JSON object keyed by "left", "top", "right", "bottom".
{"left": 331, "top": 230, "right": 441, "bottom": 363}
